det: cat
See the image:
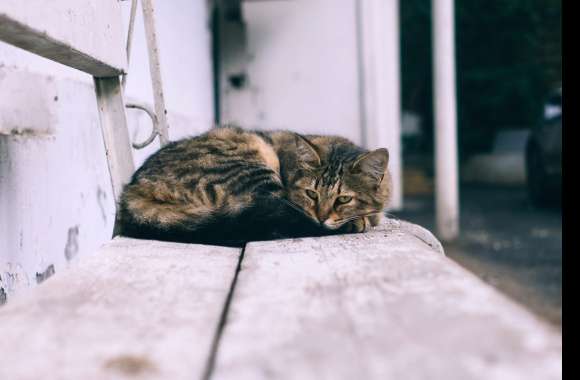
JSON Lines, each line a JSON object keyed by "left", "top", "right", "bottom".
{"left": 117, "top": 125, "right": 391, "bottom": 247}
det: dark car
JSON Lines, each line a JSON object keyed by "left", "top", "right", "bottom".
{"left": 525, "top": 87, "right": 562, "bottom": 206}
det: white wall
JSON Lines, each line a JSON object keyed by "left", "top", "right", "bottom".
{"left": 0, "top": 0, "right": 214, "bottom": 302}
{"left": 219, "top": 0, "right": 363, "bottom": 144}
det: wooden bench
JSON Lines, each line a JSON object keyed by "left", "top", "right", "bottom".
{"left": 0, "top": 4, "right": 561, "bottom": 379}
{"left": 0, "top": 220, "right": 562, "bottom": 380}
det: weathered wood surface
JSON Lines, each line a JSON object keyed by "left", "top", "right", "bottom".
{"left": 0, "top": 0, "right": 125, "bottom": 76}
{"left": 94, "top": 76, "right": 135, "bottom": 206}
{"left": 213, "top": 219, "right": 562, "bottom": 380}
{"left": 0, "top": 221, "right": 562, "bottom": 380}
{"left": 0, "top": 237, "right": 241, "bottom": 380}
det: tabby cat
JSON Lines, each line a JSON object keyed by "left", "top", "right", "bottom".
{"left": 117, "top": 126, "right": 391, "bottom": 247}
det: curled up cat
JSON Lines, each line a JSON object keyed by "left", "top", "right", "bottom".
{"left": 117, "top": 126, "right": 391, "bottom": 247}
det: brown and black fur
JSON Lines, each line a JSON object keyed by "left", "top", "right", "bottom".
{"left": 117, "top": 126, "right": 391, "bottom": 247}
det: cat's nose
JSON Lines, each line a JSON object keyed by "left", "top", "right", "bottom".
{"left": 317, "top": 208, "right": 331, "bottom": 223}
{"left": 321, "top": 218, "right": 338, "bottom": 229}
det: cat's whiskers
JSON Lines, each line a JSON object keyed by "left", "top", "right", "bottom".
{"left": 337, "top": 211, "right": 382, "bottom": 222}
{"left": 333, "top": 211, "right": 383, "bottom": 226}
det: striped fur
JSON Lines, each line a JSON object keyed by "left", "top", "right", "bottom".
{"left": 117, "top": 126, "right": 391, "bottom": 247}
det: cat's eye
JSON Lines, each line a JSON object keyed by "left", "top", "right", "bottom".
{"left": 336, "top": 195, "right": 353, "bottom": 205}
{"left": 305, "top": 189, "right": 318, "bottom": 200}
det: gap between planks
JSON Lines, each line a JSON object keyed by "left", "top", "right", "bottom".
{"left": 202, "top": 244, "right": 247, "bottom": 380}
{"left": 200, "top": 220, "right": 443, "bottom": 380}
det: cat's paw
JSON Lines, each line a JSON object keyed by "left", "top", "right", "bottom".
{"left": 368, "top": 213, "right": 383, "bottom": 227}
{"left": 342, "top": 217, "right": 368, "bottom": 233}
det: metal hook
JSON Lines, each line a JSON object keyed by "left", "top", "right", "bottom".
{"left": 126, "top": 102, "right": 159, "bottom": 149}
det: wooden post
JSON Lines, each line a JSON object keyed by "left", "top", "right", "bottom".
{"left": 94, "top": 77, "right": 135, "bottom": 202}
{"left": 433, "top": 0, "right": 459, "bottom": 241}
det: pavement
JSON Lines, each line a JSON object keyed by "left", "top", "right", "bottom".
{"left": 394, "top": 185, "right": 562, "bottom": 328}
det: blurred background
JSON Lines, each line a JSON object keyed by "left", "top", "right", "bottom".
{"left": 396, "top": 0, "right": 562, "bottom": 328}
{"left": 0, "top": 0, "right": 561, "bottom": 328}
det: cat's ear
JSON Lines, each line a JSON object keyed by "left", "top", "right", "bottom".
{"left": 294, "top": 134, "right": 321, "bottom": 167}
{"left": 351, "top": 148, "right": 389, "bottom": 181}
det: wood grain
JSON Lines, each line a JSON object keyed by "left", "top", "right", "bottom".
{"left": 0, "top": 0, "right": 125, "bottom": 76}
{"left": 93, "top": 76, "right": 135, "bottom": 207}
{"left": 0, "top": 237, "right": 241, "bottom": 380}
{"left": 213, "top": 220, "right": 561, "bottom": 380}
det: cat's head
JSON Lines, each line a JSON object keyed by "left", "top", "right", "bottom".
{"left": 285, "top": 134, "right": 391, "bottom": 230}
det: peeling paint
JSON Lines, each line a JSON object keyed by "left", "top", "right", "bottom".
{"left": 64, "top": 226, "right": 80, "bottom": 261}
{"left": 35, "top": 264, "right": 55, "bottom": 284}
{"left": 4, "top": 128, "right": 44, "bottom": 136}
{"left": 1, "top": 264, "right": 30, "bottom": 293}
{"left": 0, "top": 273, "right": 5, "bottom": 305}
{"left": 0, "top": 287, "right": 6, "bottom": 306}
{"left": 96, "top": 187, "right": 108, "bottom": 223}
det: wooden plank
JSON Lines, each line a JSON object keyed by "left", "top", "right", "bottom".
{"left": 94, "top": 76, "right": 135, "bottom": 205}
{"left": 0, "top": 0, "right": 125, "bottom": 76}
{"left": 0, "top": 237, "right": 241, "bottom": 380}
{"left": 213, "top": 220, "right": 562, "bottom": 380}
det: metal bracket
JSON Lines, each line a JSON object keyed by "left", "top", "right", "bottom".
{"left": 126, "top": 102, "right": 161, "bottom": 149}
{"left": 123, "top": 0, "right": 170, "bottom": 149}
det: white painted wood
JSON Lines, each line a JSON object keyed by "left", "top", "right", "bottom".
{"left": 213, "top": 220, "right": 562, "bottom": 380}
{"left": 0, "top": 67, "right": 117, "bottom": 299}
{"left": 0, "top": 237, "right": 241, "bottom": 380}
{"left": 357, "top": 0, "right": 403, "bottom": 210}
{"left": 433, "top": 0, "right": 460, "bottom": 241}
{"left": 0, "top": 67, "right": 58, "bottom": 135}
{"left": 0, "top": 1, "right": 215, "bottom": 300}
{"left": 94, "top": 76, "right": 135, "bottom": 203}
{"left": 0, "top": 0, "right": 125, "bottom": 76}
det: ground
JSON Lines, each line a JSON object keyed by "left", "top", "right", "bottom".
{"left": 394, "top": 185, "right": 562, "bottom": 328}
